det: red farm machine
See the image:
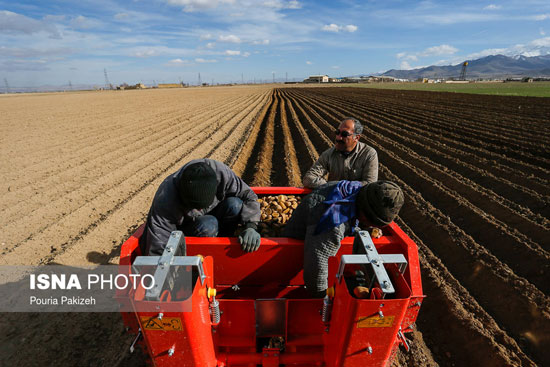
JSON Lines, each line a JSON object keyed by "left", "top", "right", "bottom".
{"left": 118, "top": 187, "right": 424, "bottom": 367}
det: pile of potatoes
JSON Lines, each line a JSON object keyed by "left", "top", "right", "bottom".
{"left": 257, "top": 195, "right": 301, "bottom": 236}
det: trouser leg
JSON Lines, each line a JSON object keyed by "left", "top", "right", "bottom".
{"left": 182, "top": 215, "right": 219, "bottom": 237}
{"left": 210, "top": 197, "right": 243, "bottom": 236}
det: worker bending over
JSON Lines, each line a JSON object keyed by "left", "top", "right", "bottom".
{"left": 303, "top": 117, "right": 378, "bottom": 189}
{"left": 141, "top": 159, "right": 261, "bottom": 256}
{"left": 283, "top": 180, "right": 404, "bottom": 297}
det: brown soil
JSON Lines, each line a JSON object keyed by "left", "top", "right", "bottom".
{"left": 0, "top": 86, "right": 548, "bottom": 366}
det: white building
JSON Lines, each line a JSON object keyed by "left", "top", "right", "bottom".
{"left": 303, "top": 75, "right": 329, "bottom": 83}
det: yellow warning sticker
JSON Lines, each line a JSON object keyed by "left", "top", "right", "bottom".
{"left": 140, "top": 316, "right": 183, "bottom": 331}
{"left": 357, "top": 315, "right": 395, "bottom": 328}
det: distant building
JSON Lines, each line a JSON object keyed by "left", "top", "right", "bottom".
{"left": 303, "top": 75, "right": 329, "bottom": 83}
{"left": 360, "top": 75, "right": 396, "bottom": 83}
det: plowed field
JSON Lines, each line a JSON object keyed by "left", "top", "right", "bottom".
{"left": 0, "top": 86, "right": 548, "bottom": 366}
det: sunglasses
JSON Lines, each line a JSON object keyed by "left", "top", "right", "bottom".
{"left": 335, "top": 129, "right": 355, "bottom": 138}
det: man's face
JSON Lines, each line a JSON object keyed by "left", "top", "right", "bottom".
{"left": 335, "top": 119, "right": 359, "bottom": 152}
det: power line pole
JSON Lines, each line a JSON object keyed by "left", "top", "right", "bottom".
{"left": 104, "top": 69, "right": 113, "bottom": 90}
{"left": 198, "top": 72, "right": 201, "bottom": 86}
{"left": 241, "top": 73, "right": 244, "bottom": 84}
{"left": 211, "top": 78, "right": 214, "bottom": 86}
{"left": 285, "top": 72, "right": 288, "bottom": 83}
{"left": 68, "top": 81, "right": 72, "bottom": 90}
{"left": 4, "top": 78, "right": 10, "bottom": 93}
{"left": 272, "top": 72, "right": 275, "bottom": 83}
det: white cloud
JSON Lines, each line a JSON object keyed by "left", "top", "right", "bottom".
{"left": 242, "top": 51, "right": 251, "bottom": 57}
{"left": 115, "top": 13, "right": 129, "bottom": 20}
{"left": 343, "top": 25, "right": 358, "bottom": 33}
{"left": 218, "top": 34, "right": 241, "bottom": 43}
{"left": 0, "top": 11, "right": 61, "bottom": 39}
{"left": 168, "top": 58, "right": 189, "bottom": 65}
{"left": 322, "top": 23, "right": 358, "bottom": 33}
{"left": 165, "top": 0, "right": 236, "bottom": 12}
{"left": 252, "top": 39, "right": 270, "bottom": 45}
{"left": 0, "top": 46, "right": 74, "bottom": 58}
{"left": 133, "top": 49, "right": 159, "bottom": 58}
{"left": 396, "top": 44, "right": 457, "bottom": 68}
{"left": 419, "top": 44, "right": 458, "bottom": 57}
{"left": 400, "top": 61, "right": 413, "bottom": 70}
{"left": 195, "top": 58, "right": 217, "bottom": 63}
{"left": 467, "top": 37, "right": 550, "bottom": 59}
{"left": 263, "top": 0, "right": 302, "bottom": 9}
{"left": 306, "top": 60, "right": 312, "bottom": 64}
{"left": 206, "top": 42, "right": 216, "bottom": 48}
{"left": 331, "top": 65, "right": 340, "bottom": 69}
{"left": 483, "top": 4, "right": 501, "bottom": 10}
{"left": 71, "top": 15, "right": 101, "bottom": 30}
{"left": 224, "top": 50, "right": 240, "bottom": 55}
{"left": 43, "top": 15, "right": 66, "bottom": 22}
{"left": 534, "top": 14, "right": 550, "bottom": 21}
{"left": 540, "top": 28, "right": 546, "bottom": 36}
{"left": 200, "top": 33, "right": 214, "bottom": 40}
{"left": 322, "top": 24, "right": 340, "bottom": 32}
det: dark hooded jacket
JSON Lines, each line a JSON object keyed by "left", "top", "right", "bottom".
{"left": 142, "top": 159, "right": 260, "bottom": 255}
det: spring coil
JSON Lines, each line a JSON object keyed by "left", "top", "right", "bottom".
{"left": 210, "top": 298, "right": 220, "bottom": 325}
{"left": 322, "top": 295, "right": 332, "bottom": 323}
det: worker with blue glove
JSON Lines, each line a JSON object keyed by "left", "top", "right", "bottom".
{"left": 283, "top": 180, "right": 404, "bottom": 297}
{"left": 141, "top": 159, "right": 261, "bottom": 256}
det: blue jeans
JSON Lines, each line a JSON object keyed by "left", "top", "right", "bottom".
{"left": 182, "top": 197, "right": 243, "bottom": 237}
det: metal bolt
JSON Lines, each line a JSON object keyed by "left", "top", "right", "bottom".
{"left": 378, "top": 311, "right": 384, "bottom": 319}
{"left": 171, "top": 232, "right": 177, "bottom": 237}
{"left": 168, "top": 347, "right": 175, "bottom": 357}
{"left": 325, "top": 327, "right": 329, "bottom": 332}
{"left": 372, "top": 259, "right": 379, "bottom": 266}
{"left": 415, "top": 301, "right": 421, "bottom": 307}
{"left": 382, "top": 281, "right": 390, "bottom": 289}
{"left": 157, "top": 313, "right": 163, "bottom": 320}
{"left": 367, "top": 346, "right": 373, "bottom": 354}
{"left": 167, "top": 247, "right": 172, "bottom": 252}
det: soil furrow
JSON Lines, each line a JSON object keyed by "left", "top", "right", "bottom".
{"left": 0, "top": 93, "right": 252, "bottom": 221}
{"left": 292, "top": 89, "right": 550, "bottom": 183}
{"left": 277, "top": 91, "right": 302, "bottom": 187}
{"left": 0, "top": 93, "right": 262, "bottom": 252}
{"left": 291, "top": 89, "right": 550, "bottom": 221}
{"left": 0, "top": 89, "right": 270, "bottom": 263}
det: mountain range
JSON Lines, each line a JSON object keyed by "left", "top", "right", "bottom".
{"left": 381, "top": 54, "right": 550, "bottom": 80}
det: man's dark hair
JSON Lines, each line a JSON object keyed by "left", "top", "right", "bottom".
{"left": 342, "top": 117, "right": 363, "bottom": 135}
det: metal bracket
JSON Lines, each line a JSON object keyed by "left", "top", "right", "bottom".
{"left": 398, "top": 326, "right": 410, "bottom": 352}
{"left": 337, "top": 231, "right": 407, "bottom": 296}
{"left": 133, "top": 231, "right": 206, "bottom": 300}
{"left": 130, "top": 328, "right": 142, "bottom": 353}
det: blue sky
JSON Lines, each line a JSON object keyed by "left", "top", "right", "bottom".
{"left": 1, "top": 0, "right": 550, "bottom": 87}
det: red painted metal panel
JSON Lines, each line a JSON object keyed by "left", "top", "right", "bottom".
{"left": 118, "top": 186, "right": 424, "bottom": 367}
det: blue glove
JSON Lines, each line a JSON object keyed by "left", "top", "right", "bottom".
{"left": 238, "top": 228, "right": 261, "bottom": 252}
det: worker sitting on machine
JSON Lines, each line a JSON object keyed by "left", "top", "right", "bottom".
{"left": 283, "top": 180, "right": 404, "bottom": 297}
{"left": 303, "top": 117, "right": 378, "bottom": 189}
{"left": 141, "top": 158, "right": 261, "bottom": 256}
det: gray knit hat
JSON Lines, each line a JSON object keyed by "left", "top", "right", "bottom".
{"left": 357, "top": 181, "right": 404, "bottom": 226}
{"left": 178, "top": 162, "right": 217, "bottom": 209}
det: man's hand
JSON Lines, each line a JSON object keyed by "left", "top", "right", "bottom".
{"left": 238, "top": 228, "right": 261, "bottom": 252}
